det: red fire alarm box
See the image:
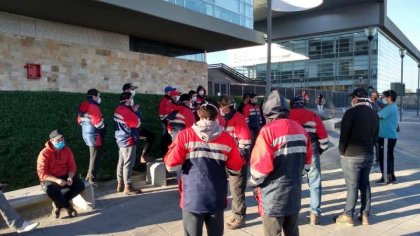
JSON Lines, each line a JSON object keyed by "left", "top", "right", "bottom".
{"left": 25, "top": 63, "right": 41, "bottom": 79}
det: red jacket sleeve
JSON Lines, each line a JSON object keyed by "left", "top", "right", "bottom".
{"left": 243, "top": 105, "right": 250, "bottom": 121}
{"left": 314, "top": 114, "right": 329, "bottom": 151}
{"left": 234, "top": 114, "right": 252, "bottom": 149}
{"left": 225, "top": 134, "right": 245, "bottom": 174}
{"left": 89, "top": 105, "right": 105, "bottom": 129}
{"left": 124, "top": 108, "right": 141, "bottom": 128}
{"left": 164, "top": 131, "right": 188, "bottom": 172}
{"left": 249, "top": 127, "right": 274, "bottom": 185}
{"left": 37, "top": 150, "right": 50, "bottom": 181}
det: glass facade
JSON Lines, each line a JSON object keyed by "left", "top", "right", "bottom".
{"left": 162, "top": 0, "right": 253, "bottom": 29}
{"left": 377, "top": 32, "right": 418, "bottom": 93}
{"left": 244, "top": 30, "right": 418, "bottom": 93}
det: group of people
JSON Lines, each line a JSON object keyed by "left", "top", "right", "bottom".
{"left": 0, "top": 84, "right": 399, "bottom": 235}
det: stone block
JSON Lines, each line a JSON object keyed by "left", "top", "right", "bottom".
{"left": 146, "top": 162, "right": 167, "bottom": 187}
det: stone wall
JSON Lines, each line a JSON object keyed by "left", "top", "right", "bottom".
{"left": 0, "top": 12, "right": 207, "bottom": 94}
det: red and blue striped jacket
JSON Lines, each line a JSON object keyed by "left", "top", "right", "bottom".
{"left": 250, "top": 118, "right": 312, "bottom": 217}
{"left": 114, "top": 104, "right": 141, "bottom": 148}
{"left": 218, "top": 112, "right": 251, "bottom": 151}
{"left": 164, "top": 123, "right": 244, "bottom": 213}
{"left": 242, "top": 103, "right": 262, "bottom": 131}
{"left": 77, "top": 99, "right": 105, "bottom": 147}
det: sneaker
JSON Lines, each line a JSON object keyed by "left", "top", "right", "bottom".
{"left": 358, "top": 212, "right": 369, "bottom": 225}
{"left": 309, "top": 212, "right": 319, "bottom": 225}
{"left": 334, "top": 214, "right": 354, "bottom": 227}
{"left": 16, "top": 221, "right": 39, "bottom": 233}
{"left": 116, "top": 183, "right": 124, "bottom": 192}
{"left": 226, "top": 216, "right": 245, "bottom": 230}
{"left": 124, "top": 184, "right": 142, "bottom": 195}
{"left": 66, "top": 206, "right": 78, "bottom": 218}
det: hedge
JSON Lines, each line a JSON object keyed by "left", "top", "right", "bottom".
{"left": 0, "top": 91, "right": 165, "bottom": 190}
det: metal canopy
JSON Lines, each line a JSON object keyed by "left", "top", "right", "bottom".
{"left": 0, "top": 0, "right": 265, "bottom": 52}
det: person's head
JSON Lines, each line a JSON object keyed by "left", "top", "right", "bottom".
{"left": 169, "top": 90, "right": 181, "bottom": 103}
{"left": 242, "top": 93, "right": 251, "bottom": 104}
{"left": 119, "top": 92, "right": 133, "bottom": 106}
{"left": 49, "top": 129, "right": 65, "bottom": 150}
{"left": 164, "top": 86, "right": 176, "bottom": 96}
{"left": 197, "top": 85, "right": 206, "bottom": 97}
{"left": 382, "top": 90, "right": 398, "bottom": 104}
{"left": 370, "top": 91, "right": 380, "bottom": 102}
{"left": 291, "top": 96, "right": 305, "bottom": 109}
{"left": 349, "top": 87, "right": 369, "bottom": 106}
{"left": 188, "top": 90, "right": 197, "bottom": 102}
{"left": 198, "top": 99, "right": 219, "bottom": 121}
{"left": 318, "top": 94, "right": 323, "bottom": 98}
{"left": 87, "top": 88, "right": 101, "bottom": 104}
{"left": 263, "top": 90, "right": 290, "bottom": 122}
{"left": 219, "top": 95, "right": 236, "bottom": 116}
{"left": 301, "top": 90, "right": 306, "bottom": 95}
{"left": 249, "top": 93, "right": 258, "bottom": 104}
{"left": 122, "top": 83, "right": 138, "bottom": 96}
{"left": 179, "top": 94, "right": 191, "bottom": 107}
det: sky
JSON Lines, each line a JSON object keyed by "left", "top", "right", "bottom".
{"left": 207, "top": 0, "right": 420, "bottom": 65}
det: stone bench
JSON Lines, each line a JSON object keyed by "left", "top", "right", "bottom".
{"left": 5, "top": 181, "right": 95, "bottom": 212}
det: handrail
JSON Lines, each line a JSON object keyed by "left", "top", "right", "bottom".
{"left": 208, "top": 63, "right": 265, "bottom": 85}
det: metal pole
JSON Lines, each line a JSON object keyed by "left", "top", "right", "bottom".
{"left": 400, "top": 54, "right": 404, "bottom": 122}
{"left": 266, "top": 0, "right": 272, "bottom": 95}
{"left": 417, "top": 63, "right": 419, "bottom": 117}
{"left": 368, "top": 38, "right": 372, "bottom": 87}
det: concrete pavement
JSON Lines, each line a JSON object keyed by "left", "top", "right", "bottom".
{"left": 1, "top": 111, "right": 420, "bottom": 235}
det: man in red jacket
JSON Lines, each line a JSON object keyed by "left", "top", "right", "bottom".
{"left": 218, "top": 95, "right": 251, "bottom": 230}
{"left": 289, "top": 96, "right": 329, "bottom": 225}
{"left": 37, "top": 130, "right": 85, "bottom": 219}
{"left": 164, "top": 100, "right": 244, "bottom": 236}
{"left": 250, "top": 90, "right": 312, "bottom": 236}
{"left": 77, "top": 88, "right": 106, "bottom": 187}
{"left": 166, "top": 94, "right": 196, "bottom": 140}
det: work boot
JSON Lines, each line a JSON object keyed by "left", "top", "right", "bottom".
{"left": 51, "top": 202, "right": 61, "bottom": 219}
{"left": 309, "top": 212, "right": 319, "bottom": 225}
{"left": 124, "top": 184, "right": 142, "bottom": 195}
{"left": 226, "top": 215, "right": 245, "bottom": 230}
{"left": 334, "top": 214, "right": 354, "bottom": 227}
{"left": 358, "top": 212, "right": 369, "bottom": 225}
{"left": 66, "top": 205, "right": 78, "bottom": 218}
{"left": 116, "top": 183, "right": 124, "bottom": 192}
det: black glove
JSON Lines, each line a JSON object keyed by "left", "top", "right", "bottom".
{"left": 239, "top": 148, "right": 250, "bottom": 161}
{"left": 167, "top": 111, "right": 179, "bottom": 120}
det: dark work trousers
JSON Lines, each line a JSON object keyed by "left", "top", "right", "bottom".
{"left": 138, "top": 128, "right": 155, "bottom": 158}
{"left": 250, "top": 129, "right": 260, "bottom": 150}
{"left": 229, "top": 164, "right": 248, "bottom": 219}
{"left": 340, "top": 155, "right": 373, "bottom": 217}
{"left": 87, "top": 146, "right": 101, "bottom": 181}
{"left": 41, "top": 175, "right": 85, "bottom": 209}
{"left": 261, "top": 213, "right": 299, "bottom": 236}
{"left": 374, "top": 142, "right": 380, "bottom": 164}
{"left": 378, "top": 137, "right": 397, "bottom": 183}
{"left": 160, "top": 122, "right": 172, "bottom": 156}
{"left": 182, "top": 209, "right": 224, "bottom": 236}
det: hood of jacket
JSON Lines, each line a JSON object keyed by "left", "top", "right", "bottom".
{"left": 192, "top": 119, "right": 222, "bottom": 142}
{"left": 196, "top": 85, "right": 207, "bottom": 98}
{"left": 262, "top": 90, "right": 289, "bottom": 121}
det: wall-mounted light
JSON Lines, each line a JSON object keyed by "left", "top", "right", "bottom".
{"left": 272, "top": 0, "right": 323, "bottom": 12}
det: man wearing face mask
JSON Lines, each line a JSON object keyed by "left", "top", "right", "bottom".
{"left": 218, "top": 96, "right": 251, "bottom": 230}
{"left": 123, "top": 83, "right": 156, "bottom": 164}
{"left": 188, "top": 90, "right": 198, "bottom": 113}
{"left": 37, "top": 130, "right": 85, "bottom": 219}
{"left": 114, "top": 92, "right": 142, "bottom": 195}
{"left": 166, "top": 94, "right": 195, "bottom": 140}
{"left": 242, "top": 93, "right": 262, "bottom": 148}
{"left": 77, "top": 89, "right": 106, "bottom": 187}
{"left": 335, "top": 88, "right": 378, "bottom": 226}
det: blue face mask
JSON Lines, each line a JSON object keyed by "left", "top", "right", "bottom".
{"left": 53, "top": 140, "right": 65, "bottom": 150}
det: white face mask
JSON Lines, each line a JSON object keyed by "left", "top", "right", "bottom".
{"left": 382, "top": 98, "right": 388, "bottom": 105}
{"left": 130, "top": 90, "right": 136, "bottom": 97}
{"left": 130, "top": 99, "right": 134, "bottom": 106}
{"left": 199, "top": 90, "right": 205, "bottom": 96}
{"left": 97, "top": 97, "right": 101, "bottom": 104}
{"left": 175, "top": 96, "right": 180, "bottom": 102}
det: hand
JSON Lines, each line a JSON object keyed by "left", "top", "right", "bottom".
{"left": 66, "top": 177, "right": 73, "bottom": 186}
{"left": 132, "top": 104, "right": 140, "bottom": 112}
{"left": 56, "top": 179, "right": 66, "bottom": 187}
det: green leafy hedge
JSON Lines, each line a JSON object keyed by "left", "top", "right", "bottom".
{"left": 0, "top": 91, "right": 164, "bottom": 190}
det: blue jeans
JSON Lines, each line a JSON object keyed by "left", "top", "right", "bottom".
{"left": 340, "top": 155, "right": 373, "bottom": 217}
{"left": 307, "top": 154, "right": 322, "bottom": 216}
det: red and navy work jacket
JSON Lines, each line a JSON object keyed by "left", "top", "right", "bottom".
{"left": 250, "top": 118, "right": 312, "bottom": 217}
{"left": 158, "top": 95, "right": 175, "bottom": 121}
{"left": 114, "top": 104, "right": 141, "bottom": 148}
{"left": 167, "top": 105, "right": 196, "bottom": 134}
{"left": 218, "top": 112, "right": 251, "bottom": 151}
{"left": 242, "top": 103, "right": 262, "bottom": 132}
{"left": 164, "top": 128, "right": 244, "bottom": 214}
{"left": 289, "top": 108, "right": 329, "bottom": 155}
{"left": 77, "top": 99, "right": 105, "bottom": 147}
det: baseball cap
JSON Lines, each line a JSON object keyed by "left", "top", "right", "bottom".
{"left": 87, "top": 88, "right": 99, "bottom": 97}
{"left": 49, "top": 129, "right": 63, "bottom": 140}
{"left": 122, "top": 83, "right": 138, "bottom": 91}
{"left": 164, "top": 86, "right": 176, "bottom": 94}
{"left": 349, "top": 88, "right": 368, "bottom": 98}
{"left": 179, "top": 94, "right": 191, "bottom": 103}
{"left": 169, "top": 90, "right": 181, "bottom": 96}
